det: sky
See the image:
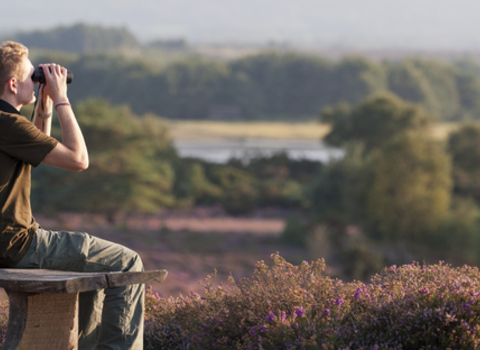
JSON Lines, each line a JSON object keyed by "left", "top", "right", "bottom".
{"left": 3, "top": 0, "right": 480, "bottom": 50}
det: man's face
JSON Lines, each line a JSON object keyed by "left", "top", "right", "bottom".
{"left": 15, "top": 57, "right": 36, "bottom": 106}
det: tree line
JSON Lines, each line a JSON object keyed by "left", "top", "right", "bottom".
{"left": 26, "top": 51, "right": 480, "bottom": 122}
{"left": 5, "top": 24, "right": 480, "bottom": 122}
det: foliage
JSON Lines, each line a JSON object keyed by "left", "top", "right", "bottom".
{"left": 366, "top": 131, "right": 452, "bottom": 246}
{"left": 386, "top": 60, "right": 438, "bottom": 110}
{"left": 434, "top": 197, "right": 480, "bottom": 265}
{"left": 31, "top": 99, "right": 177, "bottom": 215}
{"left": 317, "top": 94, "right": 453, "bottom": 259}
{"left": 306, "top": 92, "right": 467, "bottom": 282}
{"left": 179, "top": 154, "right": 322, "bottom": 215}
{"left": 141, "top": 58, "right": 230, "bottom": 120}
{"left": 449, "top": 122, "right": 480, "bottom": 173}
{"left": 13, "top": 23, "right": 140, "bottom": 54}
{"left": 61, "top": 51, "right": 480, "bottom": 121}
{"left": 321, "top": 92, "right": 433, "bottom": 151}
{"left": 142, "top": 253, "right": 480, "bottom": 349}
{"left": 309, "top": 143, "right": 370, "bottom": 225}
{"left": 449, "top": 122, "right": 480, "bottom": 202}
{"left": 280, "top": 215, "right": 309, "bottom": 247}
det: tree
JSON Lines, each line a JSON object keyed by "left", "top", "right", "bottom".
{"left": 309, "top": 143, "right": 371, "bottom": 225}
{"left": 171, "top": 160, "right": 223, "bottom": 206}
{"left": 230, "top": 52, "right": 333, "bottom": 118}
{"left": 410, "top": 59, "right": 461, "bottom": 119}
{"left": 449, "top": 122, "right": 480, "bottom": 173}
{"left": 366, "top": 131, "right": 452, "bottom": 247}
{"left": 330, "top": 57, "right": 386, "bottom": 105}
{"left": 142, "top": 58, "right": 230, "bottom": 119}
{"left": 386, "top": 61, "right": 438, "bottom": 112}
{"left": 321, "top": 92, "right": 434, "bottom": 152}
{"left": 31, "top": 99, "right": 177, "bottom": 216}
{"left": 448, "top": 122, "right": 480, "bottom": 201}
{"left": 435, "top": 197, "right": 480, "bottom": 265}
{"left": 205, "top": 165, "right": 258, "bottom": 214}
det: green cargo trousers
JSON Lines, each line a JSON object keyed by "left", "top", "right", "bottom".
{"left": 15, "top": 228, "right": 145, "bottom": 350}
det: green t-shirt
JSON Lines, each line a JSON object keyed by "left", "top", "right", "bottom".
{"left": 0, "top": 100, "right": 58, "bottom": 267}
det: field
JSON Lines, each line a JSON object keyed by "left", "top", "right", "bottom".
{"left": 168, "top": 120, "right": 459, "bottom": 141}
{"left": 168, "top": 120, "right": 332, "bottom": 140}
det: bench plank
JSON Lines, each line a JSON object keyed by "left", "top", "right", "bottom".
{"left": 0, "top": 269, "right": 168, "bottom": 293}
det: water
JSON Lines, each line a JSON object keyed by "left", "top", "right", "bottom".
{"left": 173, "top": 138, "right": 344, "bottom": 164}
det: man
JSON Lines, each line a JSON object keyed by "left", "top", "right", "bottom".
{"left": 0, "top": 41, "right": 144, "bottom": 350}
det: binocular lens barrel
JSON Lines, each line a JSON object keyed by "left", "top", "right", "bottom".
{"left": 31, "top": 67, "right": 73, "bottom": 84}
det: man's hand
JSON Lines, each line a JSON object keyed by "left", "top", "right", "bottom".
{"left": 38, "top": 63, "right": 69, "bottom": 105}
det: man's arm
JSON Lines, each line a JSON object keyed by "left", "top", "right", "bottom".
{"left": 42, "top": 104, "right": 89, "bottom": 171}
{"left": 40, "top": 63, "right": 89, "bottom": 172}
{"left": 33, "top": 86, "right": 52, "bottom": 136}
{"left": 34, "top": 116, "right": 52, "bottom": 136}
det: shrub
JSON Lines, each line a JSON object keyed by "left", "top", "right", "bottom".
{"left": 145, "top": 254, "right": 480, "bottom": 349}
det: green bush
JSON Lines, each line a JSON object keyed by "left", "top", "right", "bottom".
{"left": 281, "top": 215, "right": 309, "bottom": 247}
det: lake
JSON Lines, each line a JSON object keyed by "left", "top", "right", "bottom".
{"left": 173, "top": 138, "right": 344, "bottom": 163}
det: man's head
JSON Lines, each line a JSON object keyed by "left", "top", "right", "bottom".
{"left": 0, "top": 41, "right": 36, "bottom": 108}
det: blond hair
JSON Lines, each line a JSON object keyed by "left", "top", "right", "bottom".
{"left": 0, "top": 41, "right": 29, "bottom": 96}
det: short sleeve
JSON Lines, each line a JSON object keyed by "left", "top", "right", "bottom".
{"left": 0, "top": 114, "right": 58, "bottom": 167}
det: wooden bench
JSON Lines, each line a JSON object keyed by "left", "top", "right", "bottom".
{"left": 0, "top": 268, "right": 168, "bottom": 350}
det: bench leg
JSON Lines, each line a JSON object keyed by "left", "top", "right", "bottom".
{"left": 4, "top": 291, "right": 79, "bottom": 350}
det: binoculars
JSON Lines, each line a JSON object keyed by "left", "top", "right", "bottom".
{"left": 31, "top": 66, "right": 73, "bottom": 84}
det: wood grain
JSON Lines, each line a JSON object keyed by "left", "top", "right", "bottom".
{"left": 0, "top": 269, "right": 168, "bottom": 293}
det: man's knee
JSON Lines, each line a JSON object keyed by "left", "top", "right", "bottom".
{"left": 123, "top": 248, "right": 144, "bottom": 272}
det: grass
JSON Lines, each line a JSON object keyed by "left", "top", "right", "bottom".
{"left": 430, "top": 122, "right": 461, "bottom": 140}
{"left": 168, "top": 120, "right": 332, "bottom": 140}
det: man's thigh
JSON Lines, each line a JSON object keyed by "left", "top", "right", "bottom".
{"left": 15, "top": 229, "right": 140, "bottom": 273}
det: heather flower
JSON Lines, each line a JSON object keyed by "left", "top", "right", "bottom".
{"left": 265, "top": 311, "right": 276, "bottom": 322}
{"left": 280, "top": 310, "right": 288, "bottom": 323}
{"left": 335, "top": 297, "right": 344, "bottom": 308}
{"left": 295, "top": 307, "right": 304, "bottom": 317}
{"left": 354, "top": 287, "right": 363, "bottom": 300}
{"left": 420, "top": 287, "right": 430, "bottom": 295}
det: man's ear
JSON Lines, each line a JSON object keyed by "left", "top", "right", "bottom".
{"left": 6, "top": 77, "right": 17, "bottom": 94}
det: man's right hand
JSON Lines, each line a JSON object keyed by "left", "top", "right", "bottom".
{"left": 38, "top": 63, "right": 69, "bottom": 105}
